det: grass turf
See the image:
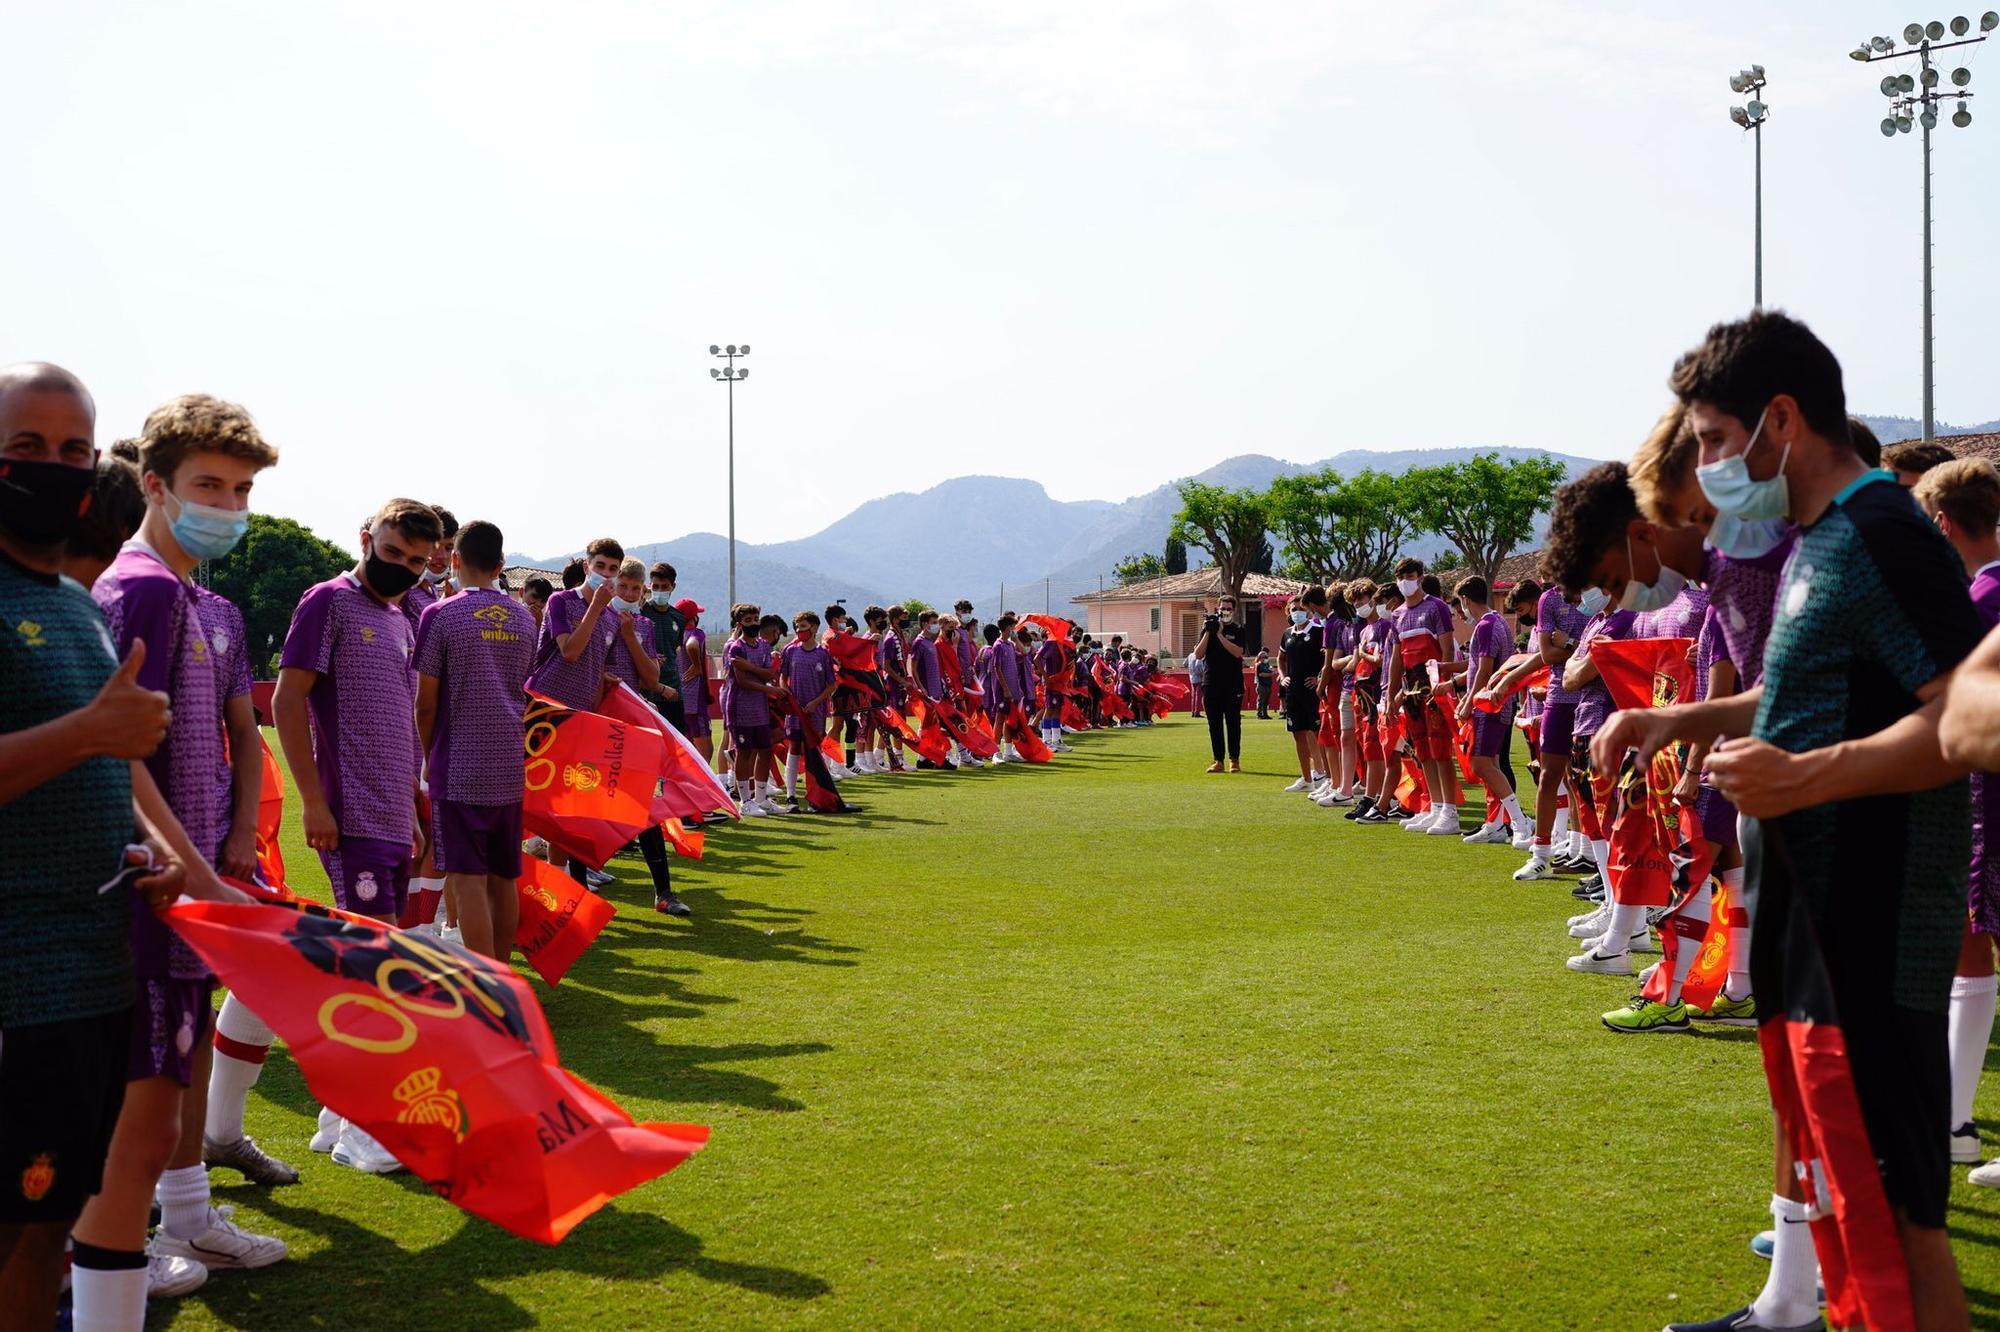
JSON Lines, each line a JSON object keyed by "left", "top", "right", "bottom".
{"left": 160, "top": 719, "right": 2000, "bottom": 1328}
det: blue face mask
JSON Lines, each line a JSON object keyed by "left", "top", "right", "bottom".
{"left": 167, "top": 491, "right": 249, "bottom": 561}
{"left": 584, "top": 570, "right": 607, "bottom": 590}
{"left": 1696, "top": 405, "right": 1790, "bottom": 522}
{"left": 1577, "top": 587, "right": 1609, "bottom": 617}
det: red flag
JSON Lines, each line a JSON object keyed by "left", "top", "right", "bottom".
{"left": 769, "top": 692, "right": 849, "bottom": 812}
{"left": 515, "top": 857, "right": 617, "bottom": 987}
{"left": 1021, "top": 614, "right": 1072, "bottom": 643}
{"left": 1642, "top": 878, "right": 1731, "bottom": 1011}
{"left": 521, "top": 693, "right": 669, "bottom": 869}
{"left": 256, "top": 735, "right": 287, "bottom": 888}
{"left": 598, "top": 683, "right": 739, "bottom": 823}
{"left": 931, "top": 695, "right": 998, "bottom": 759}
{"left": 899, "top": 696, "right": 953, "bottom": 765}
{"left": 1475, "top": 657, "right": 1548, "bottom": 713}
{"left": 1147, "top": 676, "right": 1191, "bottom": 710}
{"left": 660, "top": 819, "right": 704, "bottom": 859}
{"left": 165, "top": 893, "right": 706, "bottom": 1243}
{"left": 1316, "top": 695, "right": 1340, "bottom": 748}
{"left": 825, "top": 631, "right": 886, "bottom": 707}
{"left": 1589, "top": 639, "right": 1708, "bottom": 909}
{"left": 1059, "top": 699, "right": 1090, "bottom": 732}
{"left": 1003, "top": 705, "right": 1053, "bottom": 763}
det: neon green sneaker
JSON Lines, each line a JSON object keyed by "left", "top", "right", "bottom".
{"left": 1600, "top": 996, "right": 1690, "bottom": 1034}
{"left": 1693, "top": 993, "right": 1757, "bottom": 1026}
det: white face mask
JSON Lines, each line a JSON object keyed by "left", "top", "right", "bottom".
{"left": 1395, "top": 578, "right": 1420, "bottom": 598}
{"left": 1289, "top": 610, "right": 1309, "bottom": 625}
{"left": 1578, "top": 587, "right": 1609, "bottom": 617}
{"left": 610, "top": 595, "right": 642, "bottom": 615}
{"left": 584, "top": 570, "right": 607, "bottom": 590}
{"left": 1618, "top": 534, "right": 1688, "bottom": 614}
{"left": 1356, "top": 603, "right": 1375, "bottom": 619}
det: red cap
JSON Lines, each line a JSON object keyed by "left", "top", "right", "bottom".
{"left": 674, "top": 598, "right": 705, "bottom": 617}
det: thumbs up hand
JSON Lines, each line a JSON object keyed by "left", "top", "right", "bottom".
{"left": 89, "top": 641, "right": 173, "bottom": 759}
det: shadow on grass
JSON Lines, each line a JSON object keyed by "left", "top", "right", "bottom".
{"left": 187, "top": 1190, "right": 830, "bottom": 1328}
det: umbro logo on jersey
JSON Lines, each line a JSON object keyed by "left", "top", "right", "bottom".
{"left": 15, "top": 619, "right": 47, "bottom": 648}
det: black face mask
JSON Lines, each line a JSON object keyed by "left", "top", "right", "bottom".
{"left": 361, "top": 536, "right": 422, "bottom": 599}
{"left": 0, "top": 458, "right": 96, "bottom": 548}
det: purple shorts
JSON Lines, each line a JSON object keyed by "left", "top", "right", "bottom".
{"left": 1696, "top": 783, "right": 1739, "bottom": 853}
{"left": 1539, "top": 700, "right": 1577, "bottom": 759}
{"left": 320, "top": 836, "right": 412, "bottom": 920}
{"left": 676, "top": 709, "right": 708, "bottom": 737}
{"left": 432, "top": 799, "right": 524, "bottom": 879}
{"left": 128, "top": 976, "right": 215, "bottom": 1086}
{"left": 732, "top": 723, "right": 774, "bottom": 751}
{"left": 1470, "top": 709, "right": 1511, "bottom": 758}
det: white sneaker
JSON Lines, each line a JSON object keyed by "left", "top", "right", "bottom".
{"left": 146, "top": 1250, "right": 209, "bottom": 1298}
{"left": 989, "top": 751, "right": 1007, "bottom": 765}
{"left": 438, "top": 925, "right": 464, "bottom": 947}
{"left": 330, "top": 1122, "right": 405, "bottom": 1175}
{"left": 1568, "top": 905, "right": 1610, "bottom": 936}
{"left": 1314, "top": 789, "right": 1353, "bottom": 808}
{"left": 1425, "top": 813, "right": 1462, "bottom": 835}
{"left": 152, "top": 1204, "right": 287, "bottom": 1270}
{"left": 1401, "top": 809, "right": 1438, "bottom": 832}
{"left": 1970, "top": 1158, "right": 2000, "bottom": 1188}
{"left": 585, "top": 867, "right": 617, "bottom": 888}
{"left": 1510, "top": 831, "right": 1537, "bottom": 852}
{"left": 1566, "top": 948, "right": 1632, "bottom": 975}
{"left": 1462, "top": 823, "right": 1511, "bottom": 845}
{"left": 523, "top": 835, "right": 551, "bottom": 859}
{"left": 1309, "top": 770, "right": 1326, "bottom": 784}
{"left": 1582, "top": 929, "right": 1651, "bottom": 956}
{"left": 1054, "top": 741, "right": 1074, "bottom": 753}
{"left": 756, "top": 797, "right": 788, "bottom": 815}
{"left": 1637, "top": 961, "right": 1660, "bottom": 987}
{"left": 966, "top": 756, "right": 985, "bottom": 768}
{"left": 1283, "top": 778, "right": 1310, "bottom": 793}
{"left": 309, "top": 1105, "right": 341, "bottom": 1153}
{"left": 1511, "top": 855, "right": 1554, "bottom": 882}
{"left": 740, "top": 800, "right": 765, "bottom": 818}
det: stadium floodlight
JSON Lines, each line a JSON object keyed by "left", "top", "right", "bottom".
{"left": 1847, "top": 13, "right": 1989, "bottom": 444}
{"left": 709, "top": 340, "right": 756, "bottom": 609}
{"left": 1726, "top": 61, "right": 1772, "bottom": 307}
{"left": 1854, "top": 44, "right": 1875, "bottom": 58}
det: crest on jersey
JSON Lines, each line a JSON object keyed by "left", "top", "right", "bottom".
{"left": 19, "top": 1153, "right": 54, "bottom": 1202}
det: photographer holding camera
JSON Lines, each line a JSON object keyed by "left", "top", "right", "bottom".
{"left": 1191, "top": 594, "right": 1247, "bottom": 772}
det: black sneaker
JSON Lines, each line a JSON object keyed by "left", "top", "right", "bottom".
{"left": 655, "top": 893, "right": 692, "bottom": 918}
{"left": 1570, "top": 875, "right": 1601, "bottom": 900}
{"left": 1357, "top": 807, "right": 1390, "bottom": 824}
{"left": 1383, "top": 801, "right": 1414, "bottom": 820}
{"left": 1343, "top": 797, "right": 1375, "bottom": 822}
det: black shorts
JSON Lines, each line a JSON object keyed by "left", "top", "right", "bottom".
{"left": 1282, "top": 686, "right": 1319, "bottom": 733}
{"left": 0, "top": 1007, "right": 131, "bottom": 1223}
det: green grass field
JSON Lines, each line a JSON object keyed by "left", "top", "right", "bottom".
{"left": 161, "top": 718, "right": 2000, "bottom": 1329}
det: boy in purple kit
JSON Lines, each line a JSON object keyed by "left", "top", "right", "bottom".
{"left": 596, "top": 558, "right": 691, "bottom": 916}
{"left": 1381, "top": 558, "right": 1459, "bottom": 835}
{"left": 1451, "top": 575, "right": 1531, "bottom": 847}
{"left": 401, "top": 505, "right": 454, "bottom": 937}
{"left": 414, "top": 519, "right": 535, "bottom": 960}
{"left": 726, "top": 605, "right": 788, "bottom": 814}
{"left": 991, "top": 618, "right": 1024, "bottom": 758}
{"left": 399, "top": 504, "right": 456, "bottom": 634}
{"left": 527, "top": 536, "right": 628, "bottom": 714}
{"left": 76, "top": 395, "right": 285, "bottom": 1321}
{"left": 1514, "top": 578, "right": 1590, "bottom": 877}
{"left": 1034, "top": 625, "right": 1071, "bottom": 753}
{"left": 779, "top": 611, "right": 839, "bottom": 802}
{"left": 908, "top": 610, "right": 948, "bottom": 768}
{"left": 1913, "top": 459, "right": 2000, "bottom": 1182}
{"left": 274, "top": 496, "right": 440, "bottom": 1175}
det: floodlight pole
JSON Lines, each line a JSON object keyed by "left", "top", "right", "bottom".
{"left": 1727, "top": 65, "right": 1769, "bottom": 309}
{"left": 1753, "top": 114, "right": 1763, "bottom": 309}
{"left": 710, "top": 344, "right": 750, "bottom": 609}
{"left": 1852, "top": 21, "right": 1990, "bottom": 446}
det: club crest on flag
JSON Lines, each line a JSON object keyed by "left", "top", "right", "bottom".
{"left": 394, "top": 1066, "right": 470, "bottom": 1141}
{"left": 561, "top": 762, "right": 601, "bottom": 792}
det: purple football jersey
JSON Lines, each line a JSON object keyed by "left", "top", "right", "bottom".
{"left": 526, "top": 587, "right": 619, "bottom": 712}
{"left": 1703, "top": 537, "right": 1791, "bottom": 691}
{"left": 602, "top": 612, "right": 658, "bottom": 696}
{"left": 1632, "top": 583, "right": 1711, "bottom": 640}
{"left": 413, "top": 587, "right": 533, "bottom": 805}
{"left": 280, "top": 572, "right": 420, "bottom": 845}
{"left": 1536, "top": 587, "right": 1589, "bottom": 707}
{"left": 725, "top": 635, "right": 773, "bottom": 726}
{"left": 910, "top": 635, "right": 943, "bottom": 699}
{"left": 780, "top": 640, "right": 835, "bottom": 724}
{"left": 1571, "top": 608, "right": 1636, "bottom": 737}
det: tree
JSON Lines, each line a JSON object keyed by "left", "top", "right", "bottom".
{"left": 1431, "top": 550, "right": 1466, "bottom": 574}
{"left": 201, "top": 513, "right": 353, "bottom": 675}
{"left": 1265, "top": 469, "right": 1344, "bottom": 580}
{"left": 1323, "top": 469, "right": 1419, "bottom": 581}
{"left": 1163, "top": 536, "right": 1188, "bottom": 575}
{"left": 1248, "top": 538, "right": 1275, "bottom": 575}
{"left": 1113, "top": 552, "right": 1167, "bottom": 585}
{"left": 1168, "top": 480, "right": 1270, "bottom": 608}
{"left": 900, "top": 597, "right": 934, "bottom": 616}
{"left": 1403, "top": 453, "right": 1566, "bottom": 584}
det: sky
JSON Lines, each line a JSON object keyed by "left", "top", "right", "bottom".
{"left": 8, "top": 0, "right": 1999, "bottom": 557}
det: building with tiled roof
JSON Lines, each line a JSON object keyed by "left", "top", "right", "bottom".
{"left": 1071, "top": 568, "right": 1306, "bottom": 656}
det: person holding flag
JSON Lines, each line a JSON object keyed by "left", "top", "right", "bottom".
{"left": 779, "top": 611, "right": 843, "bottom": 806}
{"left": 600, "top": 558, "right": 692, "bottom": 916}
{"left": 274, "top": 496, "right": 442, "bottom": 1175}
{"left": 78, "top": 393, "right": 287, "bottom": 1322}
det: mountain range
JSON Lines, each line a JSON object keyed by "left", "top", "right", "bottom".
{"left": 509, "top": 446, "right": 1598, "bottom": 624}
{"left": 512, "top": 417, "right": 1997, "bottom": 623}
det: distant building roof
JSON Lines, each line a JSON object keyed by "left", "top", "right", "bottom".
{"left": 502, "top": 564, "right": 564, "bottom": 592}
{"left": 1938, "top": 431, "right": 2000, "bottom": 464}
{"left": 1071, "top": 568, "right": 1308, "bottom": 604}
{"left": 1491, "top": 550, "right": 1543, "bottom": 589}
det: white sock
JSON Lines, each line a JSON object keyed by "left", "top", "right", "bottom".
{"left": 1550, "top": 804, "right": 1569, "bottom": 842}
{"left": 1500, "top": 793, "right": 1526, "bottom": 830}
{"left": 156, "top": 1163, "right": 211, "bottom": 1240}
{"left": 1601, "top": 903, "right": 1645, "bottom": 956}
{"left": 785, "top": 755, "right": 801, "bottom": 800}
{"left": 1530, "top": 838, "right": 1551, "bottom": 861}
{"left": 1722, "top": 867, "right": 1753, "bottom": 1000}
{"left": 1751, "top": 1194, "right": 1819, "bottom": 1328}
{"left": 205, "top": 993, "right": 273, "bottom": 1143}
{"left": 70, "top": 1259, "right": 149, "bottom": 1332}
{"left": 1951, "top": 973, "right": 1998, "bottom": 1128}
{"left": 1590, "top": 838, "right": 1612, "bottom": 884}
{"left": 1664, "top": 888, "right": 1714, "bottom": 1005}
